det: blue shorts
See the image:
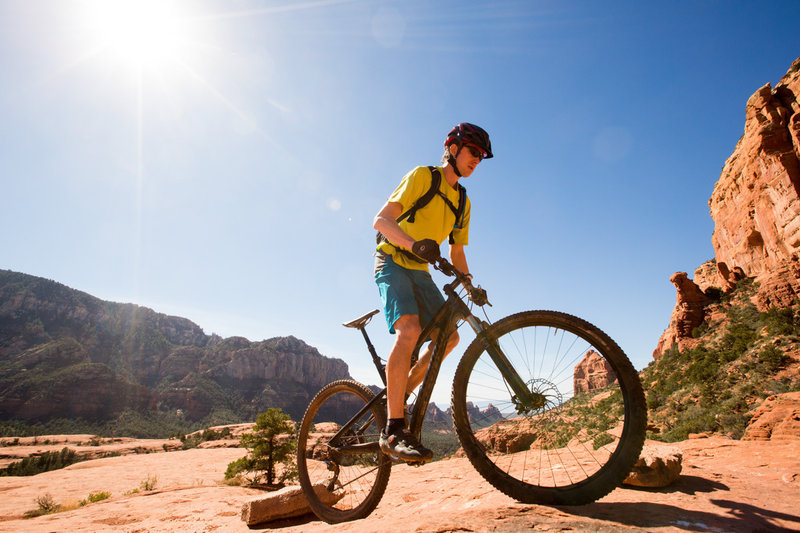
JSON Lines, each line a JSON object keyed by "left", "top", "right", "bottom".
{"left": 375, "top": 254, "right": 445, "bottom": 334}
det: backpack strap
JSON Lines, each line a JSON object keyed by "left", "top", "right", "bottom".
{"left": 376, "top": 166, "right": 468, "bottom": 256}
{"left": 400, "top": 166, "right": 442, "bottom": 224}
{"left": 376, "top": 166, "right": 442, "bottom": 246}
{"left": 448, "top": 183, "right": 467, "bottom": 245}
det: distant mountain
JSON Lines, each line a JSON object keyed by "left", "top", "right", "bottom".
{"left": 0, "top": 270, "right": 351, "bottom": 430}
{"left": 409, "top": 401, "right": 503, "bottom": 430}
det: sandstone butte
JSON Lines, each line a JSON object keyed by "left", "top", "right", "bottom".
{"left": 654, "top": 57, "right": 800, "bottom": 358}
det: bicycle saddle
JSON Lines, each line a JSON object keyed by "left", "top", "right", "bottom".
{"left": 343, "top": 309, "right": 380, "bottom": 329}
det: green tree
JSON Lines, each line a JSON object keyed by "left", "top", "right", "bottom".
{"left": 225, "top": 408, "right": 297, "bottom": 487}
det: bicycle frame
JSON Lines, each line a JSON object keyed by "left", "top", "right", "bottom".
{"left": 327, "top": 258, "right": 540, "bottom": 456}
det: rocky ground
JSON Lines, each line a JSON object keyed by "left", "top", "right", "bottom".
{"left": 0, "top": 435, "right": 798, "bottom": 532}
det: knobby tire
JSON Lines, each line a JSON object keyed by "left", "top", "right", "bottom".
{"left": 451, "top": 310, "right": 646, "bottom": 505}
{"left": 296, "top": 380, "right": 391, "bottom": 523}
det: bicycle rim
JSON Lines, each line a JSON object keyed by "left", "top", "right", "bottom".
{"left": 451, "top": 311, "right": 646, "bottom": 505}
{"left": 296, "top": 380, "right": 391, "bottom": 523}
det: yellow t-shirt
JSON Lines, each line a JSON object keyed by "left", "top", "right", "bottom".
{"left": 377, "top": 166, "right": 471, "bottom": 271}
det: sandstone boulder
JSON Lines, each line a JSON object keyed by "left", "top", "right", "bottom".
{"left": 623, "top": 444, "right": 683, "bottom": 488}
{"left": 240, "top": 483, "right": 342, "bottom": 525}
{"left": 743, "top": 391, "right": 800, "bottom": 441}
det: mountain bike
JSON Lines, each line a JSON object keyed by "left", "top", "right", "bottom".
{"left": 296, "top": 257, "right": 647, "bottom": 523}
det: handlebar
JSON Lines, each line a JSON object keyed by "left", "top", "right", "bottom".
{"left": 432, "top": 256, "right": 468, "bottom": 282}
{"left": 432, "top": 257, "right": 490, "bottom": 307}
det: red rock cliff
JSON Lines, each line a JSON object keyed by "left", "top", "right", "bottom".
{"left": 709, "top": 57, "right": 800, "bottom": 308}
{"left": 654, "top": 57, "right": 800, "bottom": 358}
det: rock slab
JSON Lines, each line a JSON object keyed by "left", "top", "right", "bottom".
{"left": 241, "top": 483, "right": 342, "bottom": 525}
{"left": 743, "top": 391, "right": 800, "bottom": 440}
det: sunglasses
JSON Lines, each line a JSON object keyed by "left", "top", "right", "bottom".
{"left": 464, "top": 144, "right": 486, "bottom": 160}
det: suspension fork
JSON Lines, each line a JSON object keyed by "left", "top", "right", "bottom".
{"left": 464, "top": 313, "right": 542, "bottom": 413}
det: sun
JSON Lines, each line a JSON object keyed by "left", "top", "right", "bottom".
{"left": 83, "top": 0, "right": 190, "bottom": 70}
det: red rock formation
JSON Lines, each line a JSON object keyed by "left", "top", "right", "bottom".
{"left": 709, "top": 57, "right": 800, "bottom": 309}
{"left": 573, "top": 350, "right": 617, "bottom": 393}
{"left": 654, "top": 57, "right": 800, "bottom": 359}
{"left": 652, "top": 273, "right": 709, "bottom": 359}
{"left": 693, "top": 260, "right": 745, "bottom": 294}
{"left": 743, "top": 391, "right": 800, "bottom": 440}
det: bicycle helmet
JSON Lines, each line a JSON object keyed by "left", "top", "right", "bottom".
{"left": 444, "top": 123, "right": 493, "bottom": 176}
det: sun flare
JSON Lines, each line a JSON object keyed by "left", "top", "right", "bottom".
{"left": 83, "top": 0, "right": 189, "bottom": 69}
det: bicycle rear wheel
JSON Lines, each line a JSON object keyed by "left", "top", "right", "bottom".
{"left": 296, "top": 380, "right": 391, "bottom": 523}
{"left": 451, "top": 310, "right": 646, "bottom": 505}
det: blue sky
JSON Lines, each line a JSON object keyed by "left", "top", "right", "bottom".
{"left": 1, "top": 0, "right": 799, "bottom": 405}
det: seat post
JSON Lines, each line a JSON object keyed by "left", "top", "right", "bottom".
{"left": 359, "top": 327, "right": 387, "bottom": 386}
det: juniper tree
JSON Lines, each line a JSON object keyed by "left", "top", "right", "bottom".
{"left": 225, "top": 408, "right": 297, "bottom": 486}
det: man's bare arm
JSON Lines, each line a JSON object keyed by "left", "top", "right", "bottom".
{"left": 373, "top": 201, "right": 416, "bottom": 250}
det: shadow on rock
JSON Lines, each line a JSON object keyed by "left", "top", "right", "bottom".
{"left": 558, "top": 501, "right": 800, "bottom": 532}
{"left": 627, "top": 474, "right": 729, "bottom": 496}
{"left": 711, "top": 500, "right": 800, "bottom": 531}
{"left": 247, "top": 513, "right": 316, "bottom": 530}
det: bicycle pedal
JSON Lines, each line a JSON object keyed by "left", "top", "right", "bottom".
{"left": 405, "top": 459, "right": 429, "bottom": 467}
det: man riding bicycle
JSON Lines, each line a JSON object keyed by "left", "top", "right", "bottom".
{"left": 372, "top": 122, "right": 493, "bottom": 463}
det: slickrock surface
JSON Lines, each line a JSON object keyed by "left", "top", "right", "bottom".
{"left": 0, "top": 436, "right": 798, "bottom": 532}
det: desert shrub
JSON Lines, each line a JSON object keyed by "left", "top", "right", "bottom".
{"left": 180, "top": 425, "right": 233, "bottom": 450}
{"left": 23, "top": 493, "right": 60, "bottom": 518}
{"left": 646, "top": 391, "right": 664, "bottom": 411}
{"left": 225, "top": 408, "right": 297, "bottom": 487}
{"left": 716, "top": 408, "right": 751, "bottom": 439}
{"left": 203, "top": 427, "right": 231, "bottom": 441}
{"left": 87, "top": 491, "right": 111, "bottom": 503}
{"left": 685, "top": 346, "right": 720, "bottom": 384}
{"left": 592, "top": 432, "right": 614, "bottom": 450}
{"left": 691, "top": 321, "right": 710, "bottom": 338}
{"left": 761, "top": 305, "right": 800, "bottom": 336}
{"left": 757, "top": 345, "right": 787, "bottom": 373}
{"left": 0, "top": 447, "right": 80, "bottom": 476}
{"left": 718, "top": 323, "right": 757, "bottom": 362}
{"left": 725, "top": 297, "right": 760, "bottom": 328}
{"left": 140, "top": 473, "right": 158, "bottom": 491}
{"left": 662, "top": 405, "right": 716, "bottom": 442}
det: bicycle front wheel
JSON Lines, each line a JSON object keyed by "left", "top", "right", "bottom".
{"left": 296, "top": 380, "right": 391, "bottom": 523}
{"left": 451, "top": 311, "right": 646, "bottom": 505}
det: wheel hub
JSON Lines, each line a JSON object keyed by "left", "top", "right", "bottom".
{"left": 511, "top": 378, "right": 562, "bottom": 415}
